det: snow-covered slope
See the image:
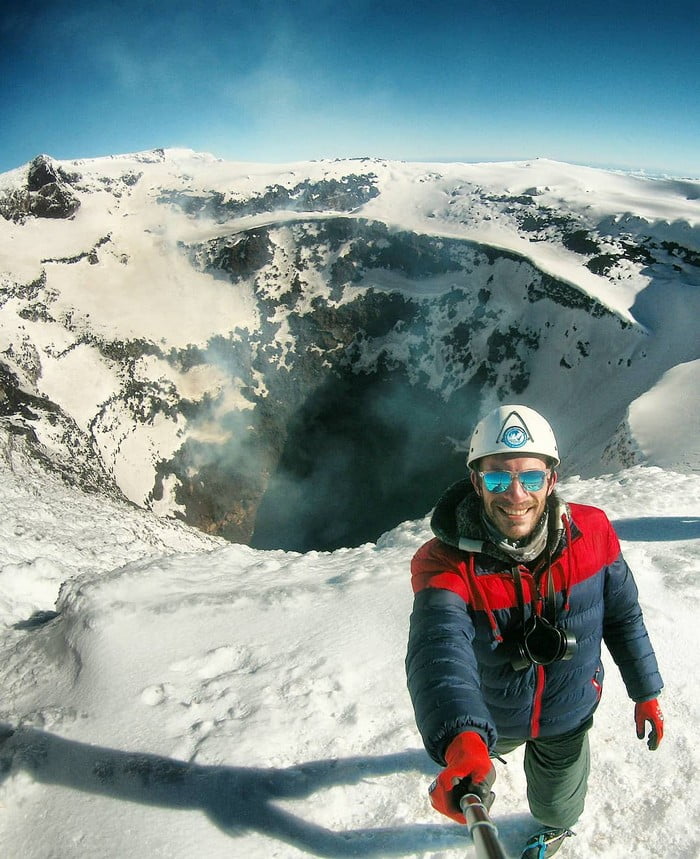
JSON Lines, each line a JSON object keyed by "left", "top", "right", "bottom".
{"left": 1, "top": 150, "right": 698, "bottom": 858}
{"left": 1, "top": 150, "right": 698, "bottom": 550}
{"left": 0, "top": 423, "right": 698, "bottom": 858}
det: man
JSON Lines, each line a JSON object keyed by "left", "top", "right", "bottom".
{"left": 405, "top": 405, "right": 664, "bottom": 858}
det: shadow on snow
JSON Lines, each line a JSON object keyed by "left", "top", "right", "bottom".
{"left": 0, "top": 725, "right": 531, "bottom": 856}
{"left": 611, "top": 516, "right": 700, "bottom": 542}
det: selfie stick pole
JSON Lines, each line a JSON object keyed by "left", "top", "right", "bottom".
{"left": 459, "top": 793, "right": 508, "bottom": 859}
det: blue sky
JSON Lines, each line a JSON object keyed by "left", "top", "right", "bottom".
{"left": 1, "top": 0, "right": 698, "bottom": 175}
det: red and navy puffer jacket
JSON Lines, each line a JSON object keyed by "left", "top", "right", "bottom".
{"left": 406, "top": 480, "right": 663, "bottom": 765}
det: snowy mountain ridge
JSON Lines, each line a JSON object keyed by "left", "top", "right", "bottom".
{"left": 0, "top": 149, "right": 698, "bottom": 551}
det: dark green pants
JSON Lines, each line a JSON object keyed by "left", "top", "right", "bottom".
{"left": 494, "top": 718, "right": 592, "bottom": 829}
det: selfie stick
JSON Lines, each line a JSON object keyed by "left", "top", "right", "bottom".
{"left": 459, "top": 793, "right": 508, "bottom": 859}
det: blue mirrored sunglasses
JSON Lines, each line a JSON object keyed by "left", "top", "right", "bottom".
{"left": 479, "top": 470, "right": 550, "bottom": 493}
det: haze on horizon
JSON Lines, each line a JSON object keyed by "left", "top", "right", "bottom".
{"left": 1, "top": 0, "right": 699, "bottom": 177}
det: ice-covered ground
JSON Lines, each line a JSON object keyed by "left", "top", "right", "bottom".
{"left": 0, "top": 431, "right": 698, "bottom": 858}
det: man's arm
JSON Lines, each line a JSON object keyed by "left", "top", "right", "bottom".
{"left": 602, "top": 551, "right": 664, "bottom": 702}
{"left": 406, "top": 585, "right": 496, "bottom": 764}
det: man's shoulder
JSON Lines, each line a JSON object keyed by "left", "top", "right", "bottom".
{"left": 569, "top": 501, "right": 612, "bottom": 530}
{"left": 410, "top": 538, "right": 472, "bottom": 597}
{"left": 412, "top": 537, "right": 464, "bottom": 566}
{"left": 567, "top": 501, "right": 621, "bottom": 565}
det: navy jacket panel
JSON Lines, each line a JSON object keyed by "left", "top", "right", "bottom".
{"left": 406, "top": 586, "right": 498, "bottom": 764}
{"left": 406, "top": 502, "right": 663, "bottom": 765}
{"left": 602, "top": 553, "right": 663, "bottom": 701}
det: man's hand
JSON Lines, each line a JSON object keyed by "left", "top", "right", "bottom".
{"left": 428, "top": 731, "right": 496, "bottom": 823}
{"left": 635, "top": 699, "right": 664, "bottom": 750}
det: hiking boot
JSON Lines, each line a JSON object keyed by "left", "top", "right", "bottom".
{"left": 520, "top": 827, "right": 575, "bottom": 858}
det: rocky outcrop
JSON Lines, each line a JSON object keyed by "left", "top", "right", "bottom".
{"left": 0, "top": 210, "right": 649, "bottom": 550}
{"left": 0, "top": 155, "right": 81, "bottom": 221}
{"left": 160, "top": 173, "right": 379, "bottom": 221}
{"left": 1, "top": 152, "right": 696, "bottom": 551}
{"left": 147, "top": 217, "right": 642, "bottom": 550}
{"left": 0, "top": 362, "right": 124, "bottom": 498}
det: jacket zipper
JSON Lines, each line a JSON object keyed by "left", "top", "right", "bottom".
{"left": 518, "top": 564, "right": 547, "bottom": 738}
{"left": 530, "top": 664, "right": 545, "bottom": 737}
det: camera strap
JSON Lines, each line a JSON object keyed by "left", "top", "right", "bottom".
{"left": 512, "top": 564, "right": 557, "bottom": 627}
{"left": 545, "top": 565, "right": 557, "bottom": 624}
{"left": 512, "top": 566, "right": 531, "bottom": 629}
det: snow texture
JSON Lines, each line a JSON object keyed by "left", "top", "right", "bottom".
{"left": 0, "top": 430, "right": 699, "bottom": 858}
{"left": 0, "top": 151, "right": 698, "bottom": 857}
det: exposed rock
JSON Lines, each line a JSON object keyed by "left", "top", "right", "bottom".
{"left": 0, "top": 362, "right": 124, "bottom": 498}
{"left": 154, "top": 217, "right": 642, "bottom": 549}
{"left": 28, "top": 182, "right": 81, "bottom": 219}
{"left": 0, "top": 155, "right": 81, "bottom": 221}
{"left": 160, "top": 173, "right": 379, "bottom": 221}
{"left": 601, "top": 418, "right": 645, "bottom": 470}
{"left": 27, "top": 155, "right": 62, "bottom": 191}
{"left": 0, "top": 153, "right": 696, "bottom": 551}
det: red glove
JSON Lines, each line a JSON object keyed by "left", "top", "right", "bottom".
{"left": 428, "top": 731, "right": 496, "bottom": 823}
{"left": 635, "top": 698, "right": 664, "bottom": 750}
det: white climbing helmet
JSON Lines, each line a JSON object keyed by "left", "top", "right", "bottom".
{"left": 467, "top": 404, "right": 560, "bottom": 468}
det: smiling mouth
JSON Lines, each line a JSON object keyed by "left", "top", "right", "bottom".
{"left": 498, "top": 506, "right": 532, "bottom": 518}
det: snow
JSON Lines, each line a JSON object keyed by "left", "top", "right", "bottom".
{"left": 36, "top": 342, "right": 120, "bottom": 434}
{"left": 0, "top": 427, "right": 698, "bottom": 858}
{"left": 2, "top": 149, "right": 699, "bottom": 506}
{"left": 4, "top": 152, "right": 699, "bottom": 339}
{"left": 0, "top": 149, "right": 699, "bottom": 856}
{"left": 356, "top": 157, "right": 700, "bottom": 322}
{"left": 627, "top": 360, "right": 700, "bottom": 471}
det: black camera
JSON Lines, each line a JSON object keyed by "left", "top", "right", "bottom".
{"left": 510, "top": 614, "right": 577, "bottom": 671}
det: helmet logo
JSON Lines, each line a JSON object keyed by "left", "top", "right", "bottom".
{"left": 502, "top": 426, "right": 528, "bottom": 448}
{"left": 498, "top": 411, "right": 532, "bottom": 449}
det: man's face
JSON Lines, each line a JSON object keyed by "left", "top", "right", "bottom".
{"left": 470, "top": 453, "right": 557, "bottom": 541}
